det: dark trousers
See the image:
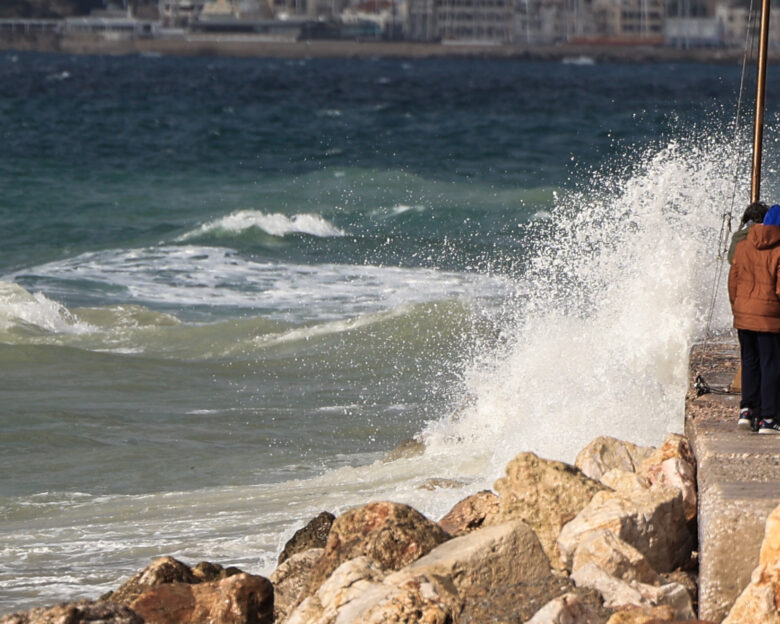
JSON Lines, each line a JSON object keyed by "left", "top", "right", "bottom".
{"left": 739, "top": 328, "right": 780, "bottom": 420}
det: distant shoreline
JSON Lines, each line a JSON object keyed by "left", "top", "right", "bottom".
{"left": 0, "top": 32, "right": 759, "bottom": 63}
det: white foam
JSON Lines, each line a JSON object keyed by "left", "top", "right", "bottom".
{"left": 0, "top": 281, "right": 93, "bottom": 335}
{"left": 11, "top": 247, "right": 509, "bottom": 322}
{"left": 176, "top": 210, "right": 346, "bottom": 241}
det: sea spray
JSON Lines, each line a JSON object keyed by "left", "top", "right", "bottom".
{"left": 421, "top": 132, "right": 746, "bottom": 476}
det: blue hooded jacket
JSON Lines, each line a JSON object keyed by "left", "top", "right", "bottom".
{"left": 763, "top": 204, "right": 780, "bottom": 226}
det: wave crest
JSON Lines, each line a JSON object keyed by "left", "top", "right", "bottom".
{"left": 176, "top": 210, "right": 346, "bottom": 241}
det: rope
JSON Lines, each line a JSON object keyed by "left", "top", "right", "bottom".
{"left": 693, "top": 1, "right": 758, "bottom": 396}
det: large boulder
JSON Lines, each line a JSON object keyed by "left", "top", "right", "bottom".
{"left": 398, "top": 520, "right": 572, "bottom": 623}
{"left": 721, "top": 561, "right": 780, "bottom": 624}
{"left": 486, "top": 452, "right": 608, "bottom": 568}
{"left": 299, "top": 501, "right": 450, "bottom": 602}
{"left": 639, "top": 434, "right": 697, "bottom": 526}
{"left": 722, "top": 503, "right": 780, "bottom": 624}
{"left": 572, "top": 529, "right": 660, "bottom": 585}
{"left": 557, "top": 484, "right": 692, "bottom": 573}
{"left": 575, "top": 437, "right": 655, "bottom": 482}
{"left": 277, "top": 512, "right": 335, "bottom": 565}
{"left": 0, "top": 601, "right": 142, "bottom": 624}
{"left": 285, "top": 556, "right": 452, "bottom": 624}
{"left": 572, "top": 563, "right": 694, "bottom": 620}
{"left": 107, "top": 557, "right": 199, "bottom": 604}
{"left": 270, "top": 548, "right": 323, "bottom": 622}
{"left": 286, "top": 520, "right": 561, "bottom": 624}
{"left": 437, "top": 490, "right": 499, "bottom": 536}
{"left": 130, "top": 572, "right": 273, "bottom": 624}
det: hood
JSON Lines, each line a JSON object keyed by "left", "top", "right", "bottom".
{"left": 749, "top": 224, "right": 780, "bottom": 250}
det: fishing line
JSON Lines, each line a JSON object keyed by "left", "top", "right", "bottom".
{"left": 693, "top": 1, "right": 758, "bottom": 396}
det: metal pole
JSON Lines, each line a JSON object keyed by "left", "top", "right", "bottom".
{"left": 751, "top": 0, "right": 771, "bottom": 204}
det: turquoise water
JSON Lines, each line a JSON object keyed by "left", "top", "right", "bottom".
{"left": 0, "top": 51, "right": 775, "bottom": 612}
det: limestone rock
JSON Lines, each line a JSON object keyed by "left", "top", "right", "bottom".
{"left": 760, "top": 503, "right": 780, "bottom": 567}
{"left": 396, "top": 520, "right": 565, "bottom": 623}
{"left": 572, "top": 529, "right": 660, "bottom": 585}
{"left": 722, "top": 560, "right": 780, "bottom": 624}
{"left": 437, "top": 490, "right": 499, "bottom": 536}
{"left": 604, "top": 605, "right": 677, "bottom": 623}
{"left": 524, "top": 592, "right": 603, "bottom": 624}
{"left": 557, "top": 485, "right": 692, "bottom": 573}
{"left": 277, "top": 512, "right": 335, "bottom": 565}
{"left": 300, "top": 501, "right": 450, "bottom": 602}
{"left": 109, "top": 556, "right": 199, "bottom": 604}
{"left": 575, "top": 436, "right": 655, "bottom": 482}
{"left": 599, "top": 469, "right": 651, "bottom": 494}
{"left": 285, "top": 556, "right": 451, "bottom": 624}
{"left": 571, "top": 563, "right": 694, "bottom": 620}
{"left": 643, "top": 458, "right": 697, "bottom": 523}
{"left": 638, "top": 434, "right": 695, "bottom": 477}
{"left": 0, "top": 601, "right": 143, "bottom": 624}
{"left": 130, "top": 572, "right": 273, "bottom": 624}
{"left": 192, "top": 561, "right": 242, "bottom": 583}
{"left": 487, "top": 452, "right": 608, "bottom": 568}
{"left": 722, "top": 503, "right": 780, "bottom": 624}
{"left": 270, "top": 548, "right": 323, "bottom": 622}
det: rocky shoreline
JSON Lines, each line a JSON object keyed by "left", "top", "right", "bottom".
{"left": 0, "top": 426, "right": 765, "bottom": 624}
{"left": 0, "top": 31, "right": 763, "bottom": 63}
{"left": 6, "top": 393, "right": 780, "bottom": 624}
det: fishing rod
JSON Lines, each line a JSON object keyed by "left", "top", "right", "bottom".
{"left": 751, "top": 0, "right": 771, "bottom": 204}
{"left": 695, "top": 0, "right": 769, "bottom": 397}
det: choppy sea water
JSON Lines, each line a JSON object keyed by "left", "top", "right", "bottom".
{"left": 1, "top": 51, "right": 778, "bottom": 613}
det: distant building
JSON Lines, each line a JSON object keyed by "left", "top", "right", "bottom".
{"left": 419, "top": 0, "right": 514, "bottom": 43}
{"left": 665, "top": 15, "right": 720, "bottom": 47}
{"left": 158, "top": 0, "right": 207, "bottom": 26}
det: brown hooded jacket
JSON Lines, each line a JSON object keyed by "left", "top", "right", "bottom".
{"left": 729, "top": 224, "right": 780, "bottom": 333}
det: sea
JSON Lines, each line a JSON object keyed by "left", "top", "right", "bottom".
{"left": 1, "top": 50, "right": 777, "bottom": 613}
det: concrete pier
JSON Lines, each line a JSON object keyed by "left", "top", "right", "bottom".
{"left": 686, "top": 339, "right": 780, "bottom": 622}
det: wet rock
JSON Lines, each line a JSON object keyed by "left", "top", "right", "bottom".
{"left": 437, "top": 490, "right": 499, "bottom": 536}
{"left": 525, "top": 592, "right": 603, "bottom": 624}
{"left": 109, "top": 556, "right": 199, "bottom": 605}
{"left": 572, "top": 529, "right": 660, "bottom": 585}
{"left": 277, "top": 512, "right": 335, "bottom": 566}
{"left": 575, "top": 436, "right": 655, "bottom": 483}
{"left": 381, "top": 437, "right": 425, "bottom": 462}
{"left": 558, "top": 484, "right": 692, "bottom": 573}
{"left": 130, "top": 572, "right": 273, "bottom": 624}
{"left": 0, "top": 601, "right": 143, "bottom": 624}
{"left": 417, "top": 478, "right": 464, "bottom": 491}
{"left": 486, "top": 451, "right": 608, "bottom": 568}
{"left": 270, "top": 548, "right": 323, "bottom": 622}
{"left": 300, "top": 501, "right": 450, "bottom": 602}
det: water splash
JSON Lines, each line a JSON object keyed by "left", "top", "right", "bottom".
{"left": 422, "top": 131, "right": 745, "bottom": 472}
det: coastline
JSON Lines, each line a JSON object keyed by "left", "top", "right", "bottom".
{"left": 0, "top": 31, "right": 759, "bottom": 63}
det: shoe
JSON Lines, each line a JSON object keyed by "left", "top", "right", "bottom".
{"left": 738, "top": 408, "right": 757, "bottom": 431}
{"left": 758, "top": 419, "right": 780, "bottom": 435}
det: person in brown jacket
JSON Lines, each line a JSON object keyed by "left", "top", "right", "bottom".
{"left": 729, "top": 203, "right": 780, "bottom": 434}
